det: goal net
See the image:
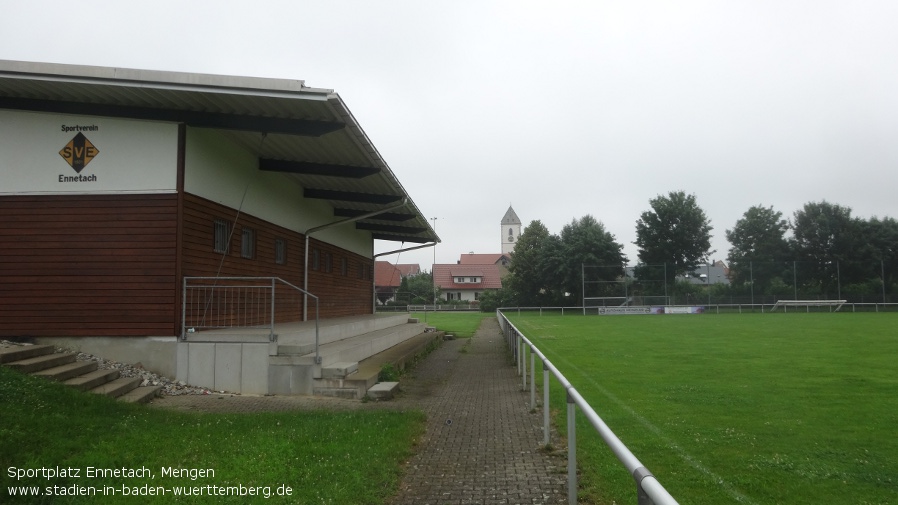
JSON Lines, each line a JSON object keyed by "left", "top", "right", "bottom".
{"left": 770, "top": 300, "right": 846, "bottom": 312}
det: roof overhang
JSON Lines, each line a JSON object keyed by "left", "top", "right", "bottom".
{"left": 0, "top": 59, "right": 439, "bottom": 245}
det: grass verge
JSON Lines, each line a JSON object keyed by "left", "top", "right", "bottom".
{"left": 0, "top": 367, "right": 424, "bottom": 504}
{"left": 410, "top": 311, "right": 491, "bottom": 337}
{"left": 508, "top": 312, "right": 898, "bottom": 505}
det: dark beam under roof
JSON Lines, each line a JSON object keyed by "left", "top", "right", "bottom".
{"left": 259, "top": 158, "right": 380, "bottom": 178}
{"left": 371, "top": 233, "right": 434, "bottom": 244}
{"left": 355, "top": 222, "right": 428, "bottom": 234}
{"left": 304, "top": 188, "right": 404, "bottom": 204}
{"left": 0, "top": 97, "right": 345, "bottom": 137}
{"left": 333, "top": 208, "right": 416, "bottom": 221}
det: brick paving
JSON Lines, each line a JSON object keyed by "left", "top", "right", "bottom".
{"left": 388, "top": 317, "right": 567, "bottom": 505}
{"left": 150, "top": 317, "right": 567, "bottom": 504}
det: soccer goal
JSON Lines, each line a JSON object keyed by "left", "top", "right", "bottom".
{"left": 770, "top": 300, "right": 846, "bottom": 312}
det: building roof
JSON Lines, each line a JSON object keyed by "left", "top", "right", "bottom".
{"left": 395, "top": 264, "right": 421, "bottom": 277}
{"left": 458, "top": 253, "right": 509, "bottom": 265}
{"left": 0, "top": 59, "right": 438, "bottom": 245}
{"left": 374, "top": 261, "right": 403, "bottom": 288}
{"left": 501, "top": 205, "right": 521, "bottom": 225}
{"left": 433, "top": 263, "right": 504, "bottom": 290}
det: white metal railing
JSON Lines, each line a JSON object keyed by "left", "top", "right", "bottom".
{"left": 497, "top": 309, "right": 680, "bottom": 505}
{"left": 182, "top": 277, "right": 321, "bottom": 363}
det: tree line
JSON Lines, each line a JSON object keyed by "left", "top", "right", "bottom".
{"left": 480, "top": 191, "right": 898, "bottom": 310}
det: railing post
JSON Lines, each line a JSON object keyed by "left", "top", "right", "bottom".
{"left": 181, "top": 277, "right": 188, "bottom": 340}
{"left": 543, "top": 361, "right": 550, "bottom": 446}
{"left": 634, "top": 466, "right": 655, "bottom": 505}
{"left": 530, "top": 348, "right": 536, "bottom": 408}
{"left": 517, "top": 334, "right": 523, "bottom": 375}
{"left": 270, "top": 278, "right": 276, "bottom": 341}
{"left": 567, "top": 390, "right": 577, "bottom": 505}
{"left": 314, "top": 296, "right": 321, "bottom": 364}
{"left": 522, "top": 341, "right": 527, "bottom": 390}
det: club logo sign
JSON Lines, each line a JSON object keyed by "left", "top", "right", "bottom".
{"left": 59, "top": 132, "right": 99, "bottom": 173}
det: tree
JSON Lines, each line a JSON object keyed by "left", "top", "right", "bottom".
{"left": 506, "top": 220, "right": 554, "bottom": 306}
{"left": 398, "top": 272, "right": 437, "bottom": 304}
{"left": 860, "top": 216, "right": 898, "bottom": 299}
{"left": 507, "top": 216, "right": 626, "bottom": 307}
{"left": 558, "top": 215, "right": 627, "bottom": 305}
{"left": 725, "top": 205, "right": 790, "bottom": 291}
{"left": 634, "top": 191, "right": 713, "bottom": 286}
{"left": 790, "top": 201, "right": 865, "bottom": 295}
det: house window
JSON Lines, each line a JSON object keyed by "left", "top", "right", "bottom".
{"left": 213, "top": 219, "right": 229, "bottom": 253}
{"left": 275, "top": 238, "right": 286, "bottom": 265}
{"left": 312, "top": 249, "right": 320, "bottom": 270}
{"left": 241, "top": 228, "right": 256, "bottom": 259}
{"left": 341, "top": 257, "right": 348, "bottom": 276}
{"left": 474, "top": 292, "right": 480, "bottom": 300}
{"left": 324, "top": 253, "right": 332, "bottom": 273}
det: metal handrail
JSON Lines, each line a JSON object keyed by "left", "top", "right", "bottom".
{"left": 182, "top": 276, "right": 321, "bottom": 364}
{"left": 497, "top": 309, "right": 680, "bottom": 505}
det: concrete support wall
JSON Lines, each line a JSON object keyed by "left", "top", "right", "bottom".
{"left": 176, "top": 340, "right": 273, "bottom": 394}
{"left": 35, "top": 336, "right": 178, "bottom": 378}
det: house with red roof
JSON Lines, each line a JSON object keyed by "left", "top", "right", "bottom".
{"left": 374, "top": 261, "right": 422, "bottom": 304}
{"left": 433, "top": 262, "right": 504, "bottom": 302}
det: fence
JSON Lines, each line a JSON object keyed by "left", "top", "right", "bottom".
{"left": 583, "top": 260, "right": 898, "bottom": 307}
{"left": 181, "top": 277, "right": 320, "bottom": 360}
{"left": 496, "top": 309, "right": 679, "bottom": 505}
{"left": 502, "top": 303, "right": 898, "bottom": 316}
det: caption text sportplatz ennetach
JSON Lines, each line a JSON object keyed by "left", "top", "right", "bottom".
{"left": 6, "top": 466, "right": 293, "bottom": 499}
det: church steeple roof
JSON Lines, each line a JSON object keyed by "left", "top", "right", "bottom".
{"left": 501, "top": 205, "right": 521, "bottom": 225}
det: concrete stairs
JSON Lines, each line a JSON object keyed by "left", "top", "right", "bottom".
{"left": 311, "top": 329, "right": 444, "bottom": 399}
{"left": 0, "top": 344, "right": 161, "bottom": 403}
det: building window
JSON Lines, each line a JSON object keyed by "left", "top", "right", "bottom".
{"left": 312, "top": 249, "right": 320, "bottom": 270}
{"left": 241, "top": 228, "right": 256, "bottom": 259}
{"left": 213, "top": 219, "right": 229, "bottom": 253}
{"left": 324, "top": 253, "right": 332, "bottom": 273}
{"left": 474, "top": 292, "right": 480, "bottom": 300}
{"left": 341, "top": 257, "right": 348, "bottom": 276}
{"left": 275, "top": 238, "right": 286, "bottom": 265}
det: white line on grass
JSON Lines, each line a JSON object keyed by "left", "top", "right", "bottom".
{"left": 548, "top": 351, "right": 758, "bottom": 505}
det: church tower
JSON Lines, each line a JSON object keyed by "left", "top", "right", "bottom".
{"left": 501, "top": 205, "right": 521, "bottom": 254}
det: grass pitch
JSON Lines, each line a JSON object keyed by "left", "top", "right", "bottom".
{"left": 507, "top": 312, "right": 898, "bottom": 505}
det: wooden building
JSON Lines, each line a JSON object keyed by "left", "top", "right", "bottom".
{"left": 0, "top": 60, "right": 437, "bottom": 377}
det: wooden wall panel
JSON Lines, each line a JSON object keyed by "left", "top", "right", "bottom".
{"left": 0, "top": 194, "right": 179, "bottom": 337}
{"left": 181, "top": 194, "right": 373, "bottom": 322}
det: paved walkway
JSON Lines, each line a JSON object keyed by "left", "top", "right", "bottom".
{"left": 151, "top": 318, "right": 567, "bottom": 504}
{"left": 388, "top": 318, "right": 567, "bottom": 505}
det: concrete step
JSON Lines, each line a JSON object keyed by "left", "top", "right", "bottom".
{"left": 118, "top": 385, "right": 163, "bottom": 404}
{"left": 6, "top": 352, "right": 77, "bottom": 373}
{"left": 0, "top": 344, "right": 55, "bottom": 364}
{"left": 321, "top": 361, "right": 358, "bottom": 379}
{"left": 90, "top": 377, "right": 141, "bottom": 398}
{"left": 276, "top": 342, "right": 317, "bottom": 356}
{"left": 367, "top": 381, "right": 399, "bottom": 400}
{"left": 65, "top": 369, "right": 120, "bottom": 391}
{"left": 32, "top": 360, "right": 98, "bottom": 382}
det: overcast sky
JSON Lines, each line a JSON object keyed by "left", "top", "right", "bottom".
{"left": 3, "top": 1, "right": 897, "bottom": 271}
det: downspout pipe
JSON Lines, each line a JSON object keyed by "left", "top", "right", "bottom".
{"left": 303, "top": 198, "right": 409, "bottom": 320}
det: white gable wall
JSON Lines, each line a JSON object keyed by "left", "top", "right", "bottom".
{"left": 184, "top": 128, "right": 372, "bottom": 257}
